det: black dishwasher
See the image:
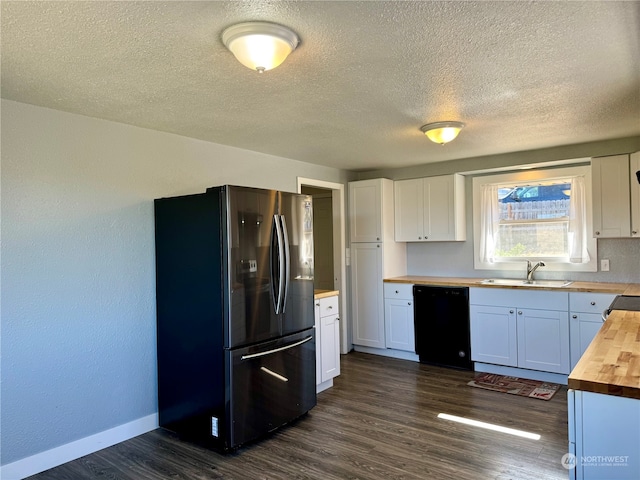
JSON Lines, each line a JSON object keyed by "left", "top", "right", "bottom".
{"left": 413, "top": 285, "right": 472, "bottom": 370}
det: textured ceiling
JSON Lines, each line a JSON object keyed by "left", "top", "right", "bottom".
{"left": 2, "top": 1, "right": 639, "bottom": 171}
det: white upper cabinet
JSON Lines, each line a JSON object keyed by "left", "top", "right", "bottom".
{"left": 631, "top": 151, "right": 640, "bottom": 237}
{"left": 592, "top": 154, "right": 635, "bottom": 238}
{"left": 394, "top": 174, "right": 466, "bottom": 242}
{"left": 349, "top": 178, "right": 396, "bottom": 243}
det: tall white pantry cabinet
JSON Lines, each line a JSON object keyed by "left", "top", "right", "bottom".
{"left": 349, "top": 179, "right": 406, "bottom": 348}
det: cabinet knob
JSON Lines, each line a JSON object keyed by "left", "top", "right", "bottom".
{"left": 418, "top": 236, "right": 422, "bottom": 240}
{"left": 395, "top": 290, "right": 399, "bottom": 294}
{"left": 509, "top": 310, "right": 514, "bottom": 314}
{"left": 408, "top": 302, "right": 411, "bottom": 306}
{"left": 572, "top": 315, "right": 578, "bottom": 319}
{"left": 425, "top": 236, "right": 428, "bottom": 240}
{"left": 590, "top": 301, "right": 596, "bottom": 306}
{"left": 518, "top": 311, "right": 523, "bottom": 315}
{"left": 327, "top": 305, "right": 333, "bottom": 309}
{"left": 315, "top": 302, "right": 320, "bottom": 306}
{"left": 377, "top": 237, "right": 380, "bottom": 241}
{"left": 377, "top": 244, "right": 380, "bottom": 248}
{"left": 595, "top": 231, "right": 600, "bottom": 235}
{"left": 633, "top": 231, "right": 638, "bottom": 235}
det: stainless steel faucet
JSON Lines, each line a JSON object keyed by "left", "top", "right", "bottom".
{"left": 526, "top": 260, "right": 546, "bottom": 282}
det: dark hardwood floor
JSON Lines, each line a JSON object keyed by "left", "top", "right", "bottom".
{"left": 28, "top": 352, "right": 569, "bottom": 480}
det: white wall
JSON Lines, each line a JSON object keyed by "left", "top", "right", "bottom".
{"left": 0, "top": 99, "right": 347, "bottom": 467}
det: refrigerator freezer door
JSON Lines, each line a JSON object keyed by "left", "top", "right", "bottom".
{"left": 279, "top": 193, "right": 315, "bottom": 336}
{"left": 227, "top": 329, "right": 317, "bottom": 449}
{"left": 227, "top": 186, "right": 280, "bottom": 348}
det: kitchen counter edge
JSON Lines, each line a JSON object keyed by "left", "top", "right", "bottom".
{"left": 384, "top": 275, "right": 637, "bottom": 295}
{"left": 568, "top": 309, "right": 640, "bottom": 400}
{"left": 314, "top": 290, "right": 339, "bottom": 300}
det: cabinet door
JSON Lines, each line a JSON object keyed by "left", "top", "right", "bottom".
{"left": 470, "top": 305, "right": 517, "bottom": 366}
{"left": 423, "top": 175, "right": 453, "bottom": 241}
{"left": 573, "top": 391, "right": 640, "bottom": 480}
{"left": 384, "top": 298, "right": 415, "bottom": 351}
{"left": 349, "top": 180, "right": 382, "bottom": 242}
{"left": 320, "top": 314, "right": 340, "bottom": 382}
{"left": 351, "top": 243, "right": 385, "bottom": 348}
{"left": 517, "top": 308, "right": 569, "bottom": 374}
{"left": 592, "top": 155, "right": 631, "bottom": 238}
{"left": 569, "top": 313, "right": 604, "bottom": 371}
{"left": 314, "top": 301, "right": 322, "bottom": 384}
{"left": 631, "top": 151, "right": 640, "bottom": 237}
{"left": 394, "top": 178, "right": 423, "bottom": 241}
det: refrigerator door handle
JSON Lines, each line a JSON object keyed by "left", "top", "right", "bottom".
{"left": 279, "top": 215, "right": 290, "bottom": 314}
{"left": 273, "top": 215, "right": 286, "bottom": 314}
{"left": 270, "top": 215, "right": 278, "bottom": 313}
{"left": 240, "top": 335, "right": 313, "bottom": 360}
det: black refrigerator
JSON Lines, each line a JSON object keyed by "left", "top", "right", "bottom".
{"left": 154, "top": 185, "right": 316, "bottom": 451}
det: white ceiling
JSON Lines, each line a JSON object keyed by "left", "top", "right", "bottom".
{"left": 2, "top": 1, "right": 639, "bottom": 171}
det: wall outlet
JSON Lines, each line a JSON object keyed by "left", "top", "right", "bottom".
{"left": 601, "top": 259, "right": 610, "bottom": 271}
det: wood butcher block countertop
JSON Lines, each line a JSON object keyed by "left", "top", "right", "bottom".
{"left": 314, "top": 289, "right": 339, "bottom": 300}
{"left": 568, "top": 310, "right": 640, "bottom": 400}
{"left": 383, "top": 275, "right": 640, "bottom": 399}
{"left": 384, "top": 275, "right": 637, "bottom": 295}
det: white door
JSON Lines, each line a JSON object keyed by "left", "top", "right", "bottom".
{"left": 321, "top": 314, "right": 340, "bottom": 382}
{"left": 423, "top": 175, "right": 454, "bottom": 241}
{"left": 517, "top": 308, "right": 570, "bottom": 374}
{"left": 470, "top": 304, "right": 517, "bottom": 366}
{"left": 349, "top": 180, "right": 382, "bottom": 243}
{"left": 351, "top": 243, "right": 385, "bottom": 348}
{"left": 394, "top": 178, "right": 423, "bottom": 241}
{"left": 569, "top": 313, "right": 604, "bottom": 370}
{"left": 592, "top": 155, "right": 631, "bottom": 238}
{"left": 314, "top": 301, "right": 322, "bottom": 385}
{"left": 631, "top": 151, "right": 640, "bottom": 237}
{"left": 384, "top": 298, "right": 415, "bottom": 351}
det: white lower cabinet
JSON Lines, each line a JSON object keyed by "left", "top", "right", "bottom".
{"left": 470, "top": 304, "right": 518, "bottom": 366}
{"left": 568, "top": 390, "right": 640, "bottom": 479}
{"left": 383, "top": 283, "right": 415, "bottom": 352}
{"left": 315, "top": 294, "right": 341, "bottom": 392}
{"left": 516, "top": 308, "right": 569, "bottom": 374}
{"left": 351, "top": 243, "right": 386, "bottom": 348}
{"left": 569, "top": 292, "right": 617, "bottom": 370}
{"left": 469, "top": 288, "right": 570, "bottom": 374}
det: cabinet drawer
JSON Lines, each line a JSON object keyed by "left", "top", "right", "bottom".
{"left": 569, "top": 292, "right": 617, "bottom": 313}
{"left": 571, "top": 312, "right": 604, "bottom": 324}
{"left": 318, "top": 295, "right": 339, "bottom": 317}
{"left": 383, "top": 282, "right": 414, "bottom": 299}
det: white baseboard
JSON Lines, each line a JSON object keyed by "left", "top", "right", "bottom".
{"left": 353, "top": 345, "right": 420, "bottom": 362}
{"left": 316, "top": 378, "right": 334, "bottom": 393}
{"left": 0, "top": 413, "right": 158, "bottom": 480}
{"left": 474, "top": 362, "right": 568, "bottom": 385}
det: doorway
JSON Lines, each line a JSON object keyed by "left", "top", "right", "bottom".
{"left": 297, "top": 178, "right": 348, "bottom": 354}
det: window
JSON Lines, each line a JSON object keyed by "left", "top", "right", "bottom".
{"left": 473, "top": 165, "right": 597, "bottom": 272}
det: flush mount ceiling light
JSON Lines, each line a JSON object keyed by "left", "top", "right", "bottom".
{"left": 222, "top": 21, "right": 299, "bottom": 73}
{"left": 420, "top": 121, "right": 465, "bottom": 145}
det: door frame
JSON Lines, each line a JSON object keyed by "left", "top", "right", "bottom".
{"left": 297, "top": 177, "right": 348, "bottom": 354}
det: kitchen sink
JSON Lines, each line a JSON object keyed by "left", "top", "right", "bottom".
{"left": 479, "top": 278, "right": 573, "bottom": 288}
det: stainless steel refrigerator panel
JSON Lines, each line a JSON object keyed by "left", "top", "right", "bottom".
{"left": 227, "top": 329, "right": 316, "bottom": 448}
{"left": 226, "top": 186, "right": 280, "bottom": 348}
{"left": 280, "top": 193, "right": 315, "bottom": 336}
